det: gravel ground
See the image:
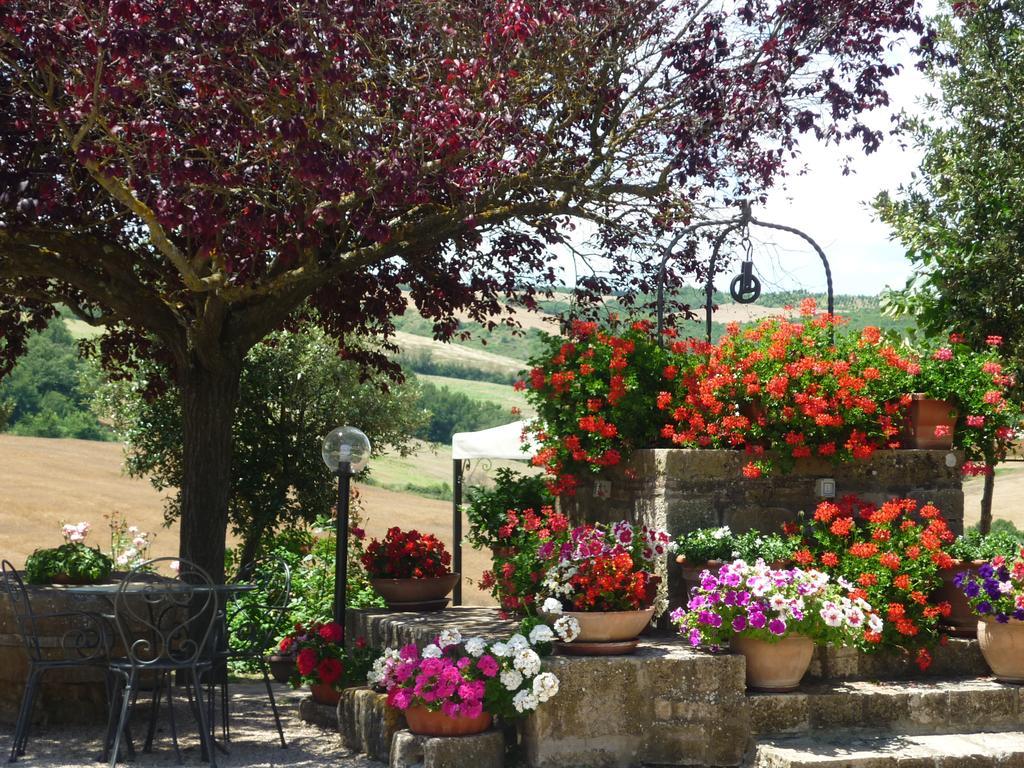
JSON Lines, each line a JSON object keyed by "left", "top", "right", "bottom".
{"left": 4, "top": 683, "right": 384, "bottom": 768}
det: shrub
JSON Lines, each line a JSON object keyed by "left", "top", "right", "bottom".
{"left": 675, "top": 526, "right": 735, "bottom": 564}
{"left": 465, "top": 468, "right": 553, "bottom": 551}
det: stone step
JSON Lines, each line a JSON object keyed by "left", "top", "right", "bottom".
{"left": 750, "top": 677, "right": 1024, "bottom": 736}
{"left": 751, "top": 730, "right": 1024, "bottom": 767}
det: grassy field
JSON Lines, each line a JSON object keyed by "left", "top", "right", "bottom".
{"left": 417, "top": 374, "right": 532, "bottom": 415}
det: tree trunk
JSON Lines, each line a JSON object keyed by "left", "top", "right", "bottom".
{"left": 179, "top": 361, "right": 242, "bottom": 584}
{"left": 979, "top": 464, "right": 995, "bottom": 535}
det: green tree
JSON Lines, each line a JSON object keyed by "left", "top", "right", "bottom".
{"left": 0, "top": 319, "right": 109, "bottom": 440}
{"left": 875, "top": 0, "right": 1024, "bottom": 532}
{"left": 415, "top": 381, "right": 510, "bottom": 444}
{"left": 95, "top": 324, "right": 426, "bottom": 568}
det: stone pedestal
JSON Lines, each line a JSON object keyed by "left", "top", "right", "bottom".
{"left": 340, "top": 686, "right": 406, "bottom": 763}
{"left": 390, "top": 728, "right": 504, "bottom": 768}
{"left": 298, "top": 695, "right": 339, "bottom": 730}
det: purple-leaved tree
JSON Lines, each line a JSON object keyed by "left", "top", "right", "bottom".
{"left": 1, "top": 0, "right": 922, "bottom": 580}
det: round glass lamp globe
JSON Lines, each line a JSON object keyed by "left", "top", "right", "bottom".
{"left": 321, "top": 426, "right": 371, "bottom": 473}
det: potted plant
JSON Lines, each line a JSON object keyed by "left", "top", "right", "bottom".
{"left": 479, "top": 505, "right": 570, "bottom": 618}
{"left": 24, "top": 522, "right": 114, "bottom": 585}
{"left": 672, "top": 559, "right": 883, "bottom": 691}
{"left": 361, "top": 528, "right": 457, "bottom": 608}
{"left": 284, "top": 620, "right": 375, "bottom": 705}
{"left": 536, "top": 520, "right": 672, "bottom": 654}
{"left": 789, "top": 495, "right": 955, "bottom": 671}
{"left": 937, "top": 529, "right": 1024, "bottom": 637}
{"left": 373, "top": 622, "right": 572, "bottom": 736}
{"left": 958, "top": 549, "right": 1024, "bottom": 682}
{"left": 732, "top": 530, "right": 795, "bottom": 569}
{"left": 674, "top": 526, "right": 735, "bottom": 595}
{"left": 465, "top": 468, "right": 553, "bottom": 560}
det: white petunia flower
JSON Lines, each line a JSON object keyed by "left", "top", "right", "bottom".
{"left": 512, "top": 689, "right": 539, "bottom": 713}
{"left": 868, "top": 614, "right": 884, "bottom": 633}
{"left": 528, "top": 624, "right": 555, "bottom": 646}
{"left": 553, "top": 615, "right": 580, "bottom": 643}
{"left": 532, "top": 671, "right": 559, "bottom": 703}
{"left": 490, "top": 641, "right": 510, "bottom": 658}
{"left": 465, "top": 637, "right": 487, "bottom": 657}
{"left": 512, "top": 648, "right": 541, "bottom": 677}
{"left": 438, "top": 629, "right": 462, "bottom": 649}
{"left": 500, "top": 668, "right": 523, "bottom": 692}
{"left": 541, "top": 597, "right": 563, "bottom": 615}
{"left": 506, "top": 634, "right": 530, "bottom": 652}
{"left": 422, "top": 644, "right": 442, "bottom": 659}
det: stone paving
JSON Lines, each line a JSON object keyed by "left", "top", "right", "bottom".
{"left": 1, "top": 682, "right": 384, "bottom": 768}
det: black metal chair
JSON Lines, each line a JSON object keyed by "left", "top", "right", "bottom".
{"left": 1, "top": 560, "right": 111, "bottom": 763}
{"left": 206, "top": 557, "right": 291, "bottom": 748}
{"left": 105, "top": 557, "right": 219, "bottom": 768}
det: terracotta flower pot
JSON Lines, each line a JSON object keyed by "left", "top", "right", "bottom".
{"left": 933, "top": 561, "right": 985, "bottom": 637}
{"left": 309, "top": 683, "right": 341, "bottom": 706}
{"left": 266, "top": 653, "right": 296, "bottom": 685}
{"left": 902, "top": 394, "right": 958, "bottom": 450}
{"left": 404, "top": 705, "right": 492, "bottom": 736}
{"left": 677, "top": 559, "right": 724, "bottom": 608}
{"left": 370, "top": 573, "right": 459, "bottom": 606}
{"left": 491, "top": 546, "right": 517, "bottom": 560}
{"left": 731, "top": 633, "right": 815, "bottom": 692}
{"left": 558, "top": 606, "right": 656, "bottom": 643}
{"left": 978, "top": 617, "right": 1024, "bottom": 683}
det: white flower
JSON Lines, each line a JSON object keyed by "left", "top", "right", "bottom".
{"left": 512, "top": 689, "right": 539, "bottom": 713}
{"left": 438, "top": 629, "right": 462, "bottom": 649}
{"left": 500, "top": 668, "right": 523, "bottom": 692}
{"left": 506, "top": 634, "right": 530, "bottom": 652}
{"left": 541, "top": 597, "right": 563, "bottom": 615}
{"left": 422, "top": 644, "right": 442, "bottom": 659}
{"left": 1000, "top": 580, "right": 1015, "bottom": 594}
{"left": 532, "top": 672, "right": 559, "bottom": 703}
{"left": 769, "top": 594, "right": 788, "bottom": 612}
{"left": 490, "top": 641, "right": 510, "bottom": 658}
{"left": 465, "top": 637, "right": 487, "bottom": 657}
{"left": 553, "top": 616, "right": 580, "bottom": 643}
{"left": 132, "top": 536, "right": 147, "bottom": 549}
{"left": 712, "top": 526, "right": 731, "bottom": 540}
{"left": 844, "top": 607, "right": 865, "bottom": 628}
{"left": 115, "top": 554, "right": 129, "bottom": 566}
{"left": 820, "top": 603, "right": 843, "bottom": 628}
{"left": 528, "top": 624, "right": 555, "bottom": 646}
{"left": 128, "top": 526, "right": 139, "bottom": 534}
{"left": 512, "top": 648, "right": 541, "bottom": 677}
{"left": 868, "top": 614, "right": 884, "bottom": 633}
{"left": 169, "top": 560, "right": 180, "bottom": 573}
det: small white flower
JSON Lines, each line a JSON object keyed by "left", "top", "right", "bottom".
{"left": 532, "top": 672, "right": 559, "bottom": 703}
{"left": 513, "top": 648, "right": 541, "bottom": 677}
{"left": 844, "top": 607, "right": 865, "bottom": 628}
{"left": 422, "top": 644, "right": 442, "bottom": 659}
{"left": 465, "top": 637, "right": 487, "bottom": 657}
{"left": 169, "top": 560, "right": 180, "bottom": 573}
{"left": 541, "top": 597, "right": 563, "bottom": 615}
{"left": 820, "top": 604, "right": 843, "bottom": 628}
{"left": 115, "top": 554, "right": 129, "bottom": 566}
{"left": 512, "top": 689, "right": 539, "bottom": 713}
{"left": 128, "top": 526, "right": 139, "bottom": 534}
{"left": 132, "top": 536, "right": 147, "bottom": 549}
{"left": 553, "top": 616, "right": 580, "bottom": 643}
{"left": 868, "top": 614, "right": 884, "bottom": 633}
{"left": 500, "top": 668, "right": 523, "bottom": 691}
{"left": 528, "top": 624, "right": 555, "bottom": 646}
{"left": 438, "top": 629, "right": 462, "bottom": 649}
{"left": 506, "top": 634, "right": 530, "bottom": 652}
{"left": 490, "top": 641, "right": 509, "bottom": 658}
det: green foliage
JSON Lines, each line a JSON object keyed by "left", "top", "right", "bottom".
{"left": 949, "top": 528, "right": 1024, "bottom": 562}
{"left": 0, "top": 318, "right": 111, "bottom": 440}
{"left": 675, "top": 527, "right": 736, "bottom": 564}
{"left": 24, "top": 543, "right": 113, "bottom": 585}
{"left": 465, "top": 468, "right": 552, "bottom": 550}
{"left": 875, "top": 2, "right": 1024, "bottom": 381}
{"left": 732, "top": 531, "right": 796, "bottom": 564}
{"left": 95, "top": 323, "right": 426, "bottom": 567}
{"left": 414, "top": 380, "right": 509, "bottom": 444}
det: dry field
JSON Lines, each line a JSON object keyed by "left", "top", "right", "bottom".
{"left": 1, "top": 433, "right": 1021, "bottom": 607}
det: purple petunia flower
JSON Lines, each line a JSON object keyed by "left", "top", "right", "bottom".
{"left": 978, "top": 563, "right": 994, "bottom": 579}
{"left": 977, "top": 600, "right": 993, "bottom": 614}
{"left": 996, "top": 613, "right": 1010, "bottom": 624}
{"left": 768, "top": 618, "right": 787, "bottom": 636}
{"left": 965, "top": 581, "right": 981, "bottom": 598}
{"left": 748, "top": 611, "right": 766, "bottom": 629}
{"left": 1014, "top": 608, "right": 1024, "bottom": 621}
{"left": 732, "top": 615, "right": 748, "bottom": 632}
{"left": 689, "top": 629, "right": 702, "bottom": 647}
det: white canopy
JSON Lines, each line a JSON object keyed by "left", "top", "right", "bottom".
{"left": 451, "top": 420, "right": 539, "bottom": 461}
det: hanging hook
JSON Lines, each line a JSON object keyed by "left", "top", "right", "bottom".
{"left": 730, "top": 228, "right": 761, "bottom": 304}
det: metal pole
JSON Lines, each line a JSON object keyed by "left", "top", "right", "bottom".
{"left": 334, "top": 461, "right": 351, "bottom": 627}
{"left": 452, "top": 459, "right": 463, "bottom": 606}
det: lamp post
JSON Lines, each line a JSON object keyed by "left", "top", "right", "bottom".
{"left": 321, "top": 426, "right": 371, "bottom": 628}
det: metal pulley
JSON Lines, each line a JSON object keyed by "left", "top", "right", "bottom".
{"left": 729, "top": 235, "right": 761, "bottom": 304}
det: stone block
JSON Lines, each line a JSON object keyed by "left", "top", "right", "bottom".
{"left": 298, "top": 695, "right": 338, "bottom": 730}
{"left": 340, "top": 686, "right": 406, "bottom": 762}
{"left": 389, "top": 729, "right": 504, "bottom": 768}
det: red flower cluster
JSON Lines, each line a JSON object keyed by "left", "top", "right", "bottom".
{"left": 564, "top": 552, "right": 658, "bottom": 612}
{"left": 361, "top": 527, "right": 451, "bottom": 579}
{"left": 279, "top": 621, "right": 365, "bottom": 689}
{"left": 790, "top": 495, "right": 954, "bottom": 669}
